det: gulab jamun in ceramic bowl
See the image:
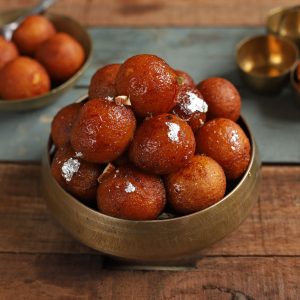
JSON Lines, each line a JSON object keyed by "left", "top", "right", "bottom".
{"left": 42, "top": 55, "right": 261, "bottom": 265}
{"left": 0, "top": 9, "right": 92, "bottom": 111}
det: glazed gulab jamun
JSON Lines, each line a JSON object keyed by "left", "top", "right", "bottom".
{"left": 165, "top": 155, "right": 226, "bottom": 214}
{"left": 97, "top": 165, "right": 166, "bottom": 220}
{"left": 197, "top": 77, "right": 241, "bottom": 122}
{"left": 196, "top": 118, "right": 251, "bottom": 180}
{"left": 35, "top": 32, "right": 85, "bottom": 82}
{"left": 88, "top": 64, "right": 121, "bottom": 99}
{"left": 12, "top": 15, "right": 56, "bottom": 56}
{"left": 176, "top": 69, "right": 195, "bottom": 87}
{"left": 116, "top": 54, "right": 178, "bottom": 117}
{"left": 172, "top": 86, "right": 208, "bottom": 133}
{"left": 71, "top": 98, "right": 136, "bottom": 163}
{"left": 0, "top": 56, "right": 50, "bottom": 100}
{"left": 129, "top": 114, "right": 195, "bottom": 174}
{"left": 0, "top": 36, "right": 19, "bottom": 69}
{"left": 51, "top": 103, "right": 82, "bottom": 147}
{"left": 51, "top": 144, "right": 102, "bottom": 204}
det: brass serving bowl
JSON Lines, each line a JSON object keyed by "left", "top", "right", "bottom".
{"left": 290, "top": 60, "right": 300, "bottom": 104}
{"left": 236, "top": 34, "right": 298, "bottom": 93}
{"left": 0, "top": 9, "right": 92, "bottom": 111}
{"left": 41, "top": 97, "right": 261, "bottom": 264}
{"left": 267, "top": 6, "right": 300, "bottom": 49}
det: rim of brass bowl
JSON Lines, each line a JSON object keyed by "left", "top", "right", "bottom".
{"left": 0, "top": 9, "right": 92, "bottom": 111}
{"left": 42, "top": 106, "right": 261, "bottom": 263}
{"left": 236, "top": 34, "right": 298, "bottom": 93}
{"left": 290, "top": 59, "right": 300, "bottom": 103}
{"left": 266, "top": 5, "right": 300, "bottom": 46}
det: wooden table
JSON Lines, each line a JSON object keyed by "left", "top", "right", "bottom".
{"left": 0, "top": 1, "right": 300, "bottom": 299}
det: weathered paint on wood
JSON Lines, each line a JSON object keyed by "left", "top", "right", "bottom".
{"left": 0, "top": 28, "right": 299, "bottom": 162}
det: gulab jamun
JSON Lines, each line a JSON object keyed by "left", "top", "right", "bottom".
{"left": 0, "top": 36, "right": 19, "bottom": 69}
{"left": 97, "top": 165, "right": 166, "bottom": 220}
{"left": 196, "top": 118, "right": 251, "bottom": 180}
{"left": 51, "top": 103, "right": 82, "bottom": 147}
{"left": 129, "top": 114, "right": 195, "bottom": 174}
{"left": 51, "top": 144, "right": 102, "bottom": 204}
{"left": 12, "top": 15, "right": 56, "bottom": 56}
{"left": 71, "top": 98, "right": 136, "bottom": 163}
{"left": 0, "top": 56, "right": 50, "bottom": 100}
{"left": 116, "top": 54, "right": 178, "bottom": 117}
{"left": 197, "top": 77, "right": 241, "bottom": 122}
{"left": 176, "top": 69, "right": 195, "bottom": 87}
{"left": 165, "top": 155, "right": 226, "bottom": 214}
{"left": 88, "top": 64, "right": 121, "bottom": 99}
{"left": 172, "top": 85, "right": 208, "bottom": 133}
{"left": 35, "top": 32, "right": 85, "bottom": 82}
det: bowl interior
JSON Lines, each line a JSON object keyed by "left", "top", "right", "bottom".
{"left": 0, "top": 9, "right": 92, "bottom": 110}
{"left": 267, "top": 6, "right": 300, "bottom": 39}
{"left": 237, "top": 35, "right": 298, "bottom": 78}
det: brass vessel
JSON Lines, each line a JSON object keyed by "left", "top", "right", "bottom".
{"left": 267, "top": 6, "right": 300, "bottom": 49}
{"left": 41, "top": 96, "right": 261, "bottom": 264}
{"left": 236, "top": 34, "right": 298, "bottom": 93}
{"left": 0, "top": 9, "right": 92, "bottom": 111}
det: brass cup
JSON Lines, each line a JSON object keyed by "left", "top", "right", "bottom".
{"left": 41, "top": 95, "right": 261, "bottom": 265}
{"left": 290, "top": 60, "right": 300, "bottom": 104}
{"left": 0, "top": 9, "right": 92, "bottom": 111}
{"left": 267, "top": 6, "right": 300, "bottom": 49}
{"left": 236, "top": 34, "right": 298, "bottom": 94}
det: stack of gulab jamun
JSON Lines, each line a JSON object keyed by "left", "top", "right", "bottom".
{"left": 0, "top": 15, "right": 85, "bottom": 101}
{"left": 50, "top": 54, "right": 251, "bottom": 221}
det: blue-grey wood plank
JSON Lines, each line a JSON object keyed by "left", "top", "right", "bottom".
{"left": 0, "top": 27, "right": 299, "bottom": 162}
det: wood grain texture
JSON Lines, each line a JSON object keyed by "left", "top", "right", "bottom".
{"left": 0, "top": 0, "right": 299, "bottom": 26}
{"left": 0, "top": 254, "right": 299, "bottom": 300}
{"left": 0, "top": 163, "right": 299, "bottom": 256}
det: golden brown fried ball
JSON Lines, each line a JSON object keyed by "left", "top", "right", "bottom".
{"left": 165, "top": 155, "right": 226, "bottom": 214}
{"left": 129, "top": 114, "right": 195, "bottom": 174}
{"left": 51, "top": 144, "right": 102, "bottom": 204}
{"left": 0, "top": 56, "right": 50, "bottom": 100}
{"left": 196, "top": 118, "right": 251, "bottom": 180}
{"left": 88, "top": 64, "right": 121, "bottom": 99}
{"left": 176, "top": 69, "right": 195, "bottom": 87}
{"left": 71, "top": 98, "right": 136, "bottom": 163}
{"left": 116, "top": 54, "right": 178, "bottom": 117}
{"left": 51, "top": 103, "right": 82, "bottom": 147}
{"left": 0, "top": 36, "right": 19, "bottom": 69}
{"left": 197, "top": 77, "right": 241, "bottom": 121}
{"left": 172, "top": 86, "right": 207, "bottom": 133}
{"left": 97, "top": 165, "right": 166, "bottom": 220}
{"left": 35, "top": 32, "right": 85, "bottom": 82}
{"left": 12, "top": 15, "right": 56, "bottom": 55}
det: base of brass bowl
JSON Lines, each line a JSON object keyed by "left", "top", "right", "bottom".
{"left": 0, "top": 9, "right": 92, "bottom": 111}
